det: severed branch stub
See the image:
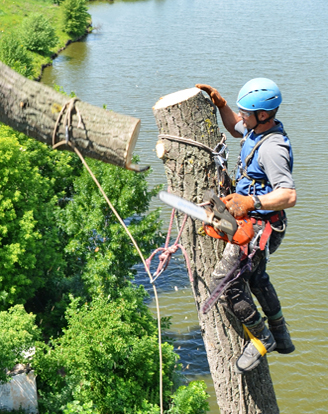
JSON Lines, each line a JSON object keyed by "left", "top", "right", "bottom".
{"left": 0, "top": 61, "right": 145, "bottom": 171}
{"left": 153, "top": 87, "right": 279, "bottom": 414}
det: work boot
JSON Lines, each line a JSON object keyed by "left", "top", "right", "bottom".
{"left": 269, "top": 317, "right": 295, "bottom": 354}
{"left": 235, "top": 319, "right": 276, "bottom": 374}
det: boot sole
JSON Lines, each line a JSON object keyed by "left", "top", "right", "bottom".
{"left": 274, "top": 345, "right": 295, "bottom": 354}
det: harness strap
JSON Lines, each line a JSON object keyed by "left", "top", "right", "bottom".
{"left": 259, "top": 221, "right": 272, "bottom": 250}
{"left": 243, "top": 325, "right": 267, "bottom": 356}
{"left": 239, "top": 130, "right": 286, "bottom": 187}
{"left": 244, "top": 132, "right": 277, "bottom": 168}
{"left": 250, "top": 211, "right": 285, "bottom": 250}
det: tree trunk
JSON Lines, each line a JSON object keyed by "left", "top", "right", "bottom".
{"left": 153, "top": 88, "right": 279, "bottom": 414}
{"left": 0, "top": 62, "right": 143, "bottom": 171}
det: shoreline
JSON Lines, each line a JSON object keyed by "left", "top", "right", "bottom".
{"left": 35, "top": 26, "right": 92, "bottom": 82}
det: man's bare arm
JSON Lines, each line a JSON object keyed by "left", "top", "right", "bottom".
{"left": 257, "top": 188, "right": 297, "bottom": 211}
{"left": 218, "top": 105, "right": 243, "bottom": 138}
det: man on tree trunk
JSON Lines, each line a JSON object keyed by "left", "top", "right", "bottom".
{"left": 196, "top": 78, "right": 297, "bottom": 374}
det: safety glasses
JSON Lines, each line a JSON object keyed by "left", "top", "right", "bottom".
{"left": 239, "top": 109, "right": 253, "bottom": 118}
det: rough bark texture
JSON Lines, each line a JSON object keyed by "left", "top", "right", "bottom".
{"left": 0, "top": 62, "right": 141, "bottom": 170}
{"left": 153, "top": 88, "right": 279, "bottom": 414}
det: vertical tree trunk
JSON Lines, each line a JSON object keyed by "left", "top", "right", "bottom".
{"left": 153, "top": 88, "right": 279, "bottom": 414}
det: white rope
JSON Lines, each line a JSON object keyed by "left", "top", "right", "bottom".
{"left": 70, "top": 144, "right": 164, "bottom": 414}
{"left": 53, "top": 102, "right": 164, "bottom": 413}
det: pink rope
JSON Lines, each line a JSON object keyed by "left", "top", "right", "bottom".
{"left": 146, "top": 209, "right": 194, "bottom": 283}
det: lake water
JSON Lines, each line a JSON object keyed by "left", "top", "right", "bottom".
{"left": 42, "top": 0, "right": 328, "bottom": 412}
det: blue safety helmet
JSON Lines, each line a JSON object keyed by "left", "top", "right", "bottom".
{"left": 236, "top": 78, "right": 282, "bottom": 111}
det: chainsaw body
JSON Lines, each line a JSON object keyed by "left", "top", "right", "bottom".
{"left": 202, "top": 190, "right": 254, "bottom": 246}
{"left": 158, "top": 190, "right": 254, "bottom": 246}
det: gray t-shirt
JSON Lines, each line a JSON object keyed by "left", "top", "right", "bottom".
{"left": 235, "top": 120, "right": 295, "bottom": 190}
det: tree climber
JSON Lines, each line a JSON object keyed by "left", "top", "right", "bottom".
{"left": 196, "top": 78, "right": 297, "bottom": 374}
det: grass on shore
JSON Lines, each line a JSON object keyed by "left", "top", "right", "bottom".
{"left": 0, "top": 0, "right": 91, "bottom": 78}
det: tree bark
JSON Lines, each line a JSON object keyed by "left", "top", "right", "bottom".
{"left": 0, "top": 62, "right": 143, "bottom": 171}
{"left": 153, "top": 88, "right": 279, "bottom": 414}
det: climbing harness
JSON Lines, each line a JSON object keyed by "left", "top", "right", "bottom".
{"left": 250, "top": 210, "right": 286, "bottom": 251}
{"left": 53, "top": 99, "right": 165, "bottom": 414}
{"left": 235, "top": 129, "right": 286, "bottom": 194}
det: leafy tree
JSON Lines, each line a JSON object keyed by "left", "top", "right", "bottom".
{"left": 0, "top": 305, "right": 40, "bottom": 383}
{"left": 33, "top": 292, "right": 177, "bottom": 413}
{"left": 167, "top": 381, "right": 210, "bottom": 414}
{"left": 20, "top": 13, "right": 58, "bottom": 54}
{"left": 0, "top": 33, "right": 34, "bottom": 78}
{"left": 0, "top": 121, "right": 163, "bottom": 337}
{"left": 62, "top": 0, "right": 90, "bottom": 37}
{"left": 0, "top": 124, "right": 76, "bottom": 309}
{"left": 55, "top": 156, "right": 164, "bottom": 300}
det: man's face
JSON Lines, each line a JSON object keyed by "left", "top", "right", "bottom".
{"left": 239, "top": 109, "right": 269, "bottom": 130}
{"left": 239, "top": 109, "right": 256, "bottom": 129}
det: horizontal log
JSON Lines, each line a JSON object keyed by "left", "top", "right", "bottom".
{"left": 0, "top": 61, "right": 143, "bottom": 170}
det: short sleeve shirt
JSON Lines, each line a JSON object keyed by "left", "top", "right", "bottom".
{"left": 235, "top": 120, "right": 295, "bottom": 190}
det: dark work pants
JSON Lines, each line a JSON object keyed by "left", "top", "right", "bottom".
{"left": 212, "top": 217, "right": 286, "bottom": 326}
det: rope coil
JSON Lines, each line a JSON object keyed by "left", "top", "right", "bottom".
{"left": 146, "top": 208, "right": 194, "bottom": 284}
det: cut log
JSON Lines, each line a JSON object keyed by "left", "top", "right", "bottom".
{"left": 153, "top": 87, "right": 279, "bottom": 414}
{"left": 0, "top": 62, "right": 142, "bottom": 171}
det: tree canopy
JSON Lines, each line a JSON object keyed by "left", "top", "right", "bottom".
{"left": 0, "top": 122, "right": 210, "bottom": 413}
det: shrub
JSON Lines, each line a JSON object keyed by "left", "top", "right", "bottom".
{"left": 0, "top": 33, "right": 34, "bottom": 78}
{"left": 33, "top": 292, "right": 178, "bottom": 413}
{"left": 63, "top": 400, "right": 97, "bottom": 414}
{"left": 0, "top": 125, "right": 73, "bottom": 309}
{"left": 167, "top": 381, "right": 210, "bottom": 414}
{"left": 62, "top": 0, "right": 90, "bottom": 37}
{"left": 20, "top": 13, "right": 58, "bottom": 54}
{"left": 0, "top": 305, "right": 41, "bottom": 383}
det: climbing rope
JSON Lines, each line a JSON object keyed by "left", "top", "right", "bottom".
{"left": 158, "top": 133, "right": 231, "bottom": 196}
{"left": 158, "top": 132, "right": 227, "bottom": 156}
{"left": 146, "top": 206, "right": 194, "bottom": 284}
{"left": 53, "top": 99, "right": 164, "bottom": 414}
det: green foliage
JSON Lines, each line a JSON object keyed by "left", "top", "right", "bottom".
{"left": 33, "top": 293, "right": 178, "bottom": 413}
{"left": 0, "top": 124, "right": 76, "bottom": 309}
{"left": 167, "top": 381, "right": 210, "bottom": 414}
{"left": 0, "top": 305, "right": 40, "bottom": 383}
{"left": 0, "top": 120, "right": 163, "bottom": 337}
{"left": 55, "top": 156, "right": 163, "bottom": 299}
{"left": 0, "top": 32, "right": 34, "bottom": 78}
{"left": 63, "top": 400, "right": 97, "bottom": 414}
{"left": 135, "top": 400, "right": 160, "bottom": 414}
{"left": 62, "top": 0, "right": 90, "bottom": 37}
{"left": 20, "top": 13, "right": 58, "bottom": 54}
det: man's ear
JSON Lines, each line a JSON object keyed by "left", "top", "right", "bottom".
{"left": 258, "top": 110, "right": 269, "bottom": 121}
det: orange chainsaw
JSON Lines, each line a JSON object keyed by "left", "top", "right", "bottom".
{"left": 159, "top": 190, "right": 254, "bottom": 246}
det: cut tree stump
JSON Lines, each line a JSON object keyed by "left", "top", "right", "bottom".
{"left": 0, "top": 62, "right": 143, "bottom": 171}
{"left": 153, "top": 87, "right": 279, "bottom": 414}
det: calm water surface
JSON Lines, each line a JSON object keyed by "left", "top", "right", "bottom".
{"left": 42, "top": 0, "right": 328, "bottom": 412}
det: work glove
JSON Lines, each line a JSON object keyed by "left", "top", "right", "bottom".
{"left": 223, "top": 193, "right": 254, "bottom": 219}
{"left": 195, "top": 84, "right": 227, "bottom": 108}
